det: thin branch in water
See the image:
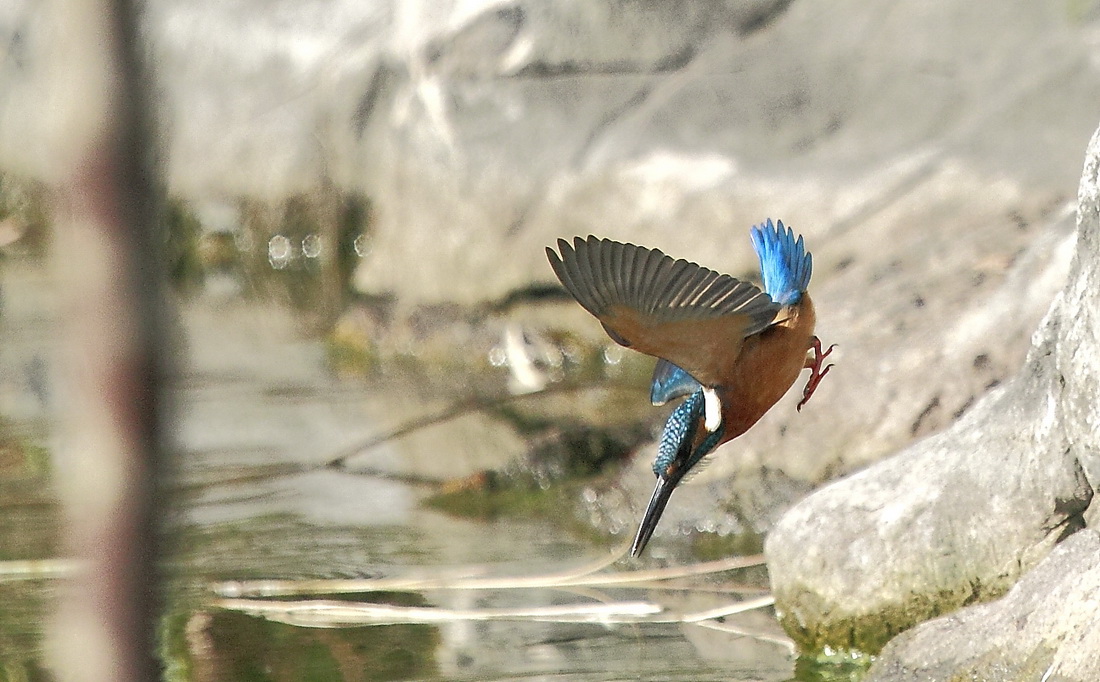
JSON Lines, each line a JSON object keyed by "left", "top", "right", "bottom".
{"left": 323, "top": 380, "right": 638, "bottom": 469}
{"left": 212, "top": 595, "right": 780, "bottom": 629}
{"left": 166, "top": 462, "right": 313, "bottom": 494}
{"left": 215, "top": 541, "right": 627, "bottom": 597}
{"left": 212, "top": 552, "right": 764, "bottom": 598}
{"left": 209, "top": 545, "right": 780, "bottom": 647}
{"left": 689, "top": 619, "right": 796, "bottom": 653}
{"left": 213, "top": 598, "right": 667, "bottom": 627}
{"left": 161, "top": 382, "right": 645, "bottom": 493}
{"left": 681, "top": 595, "right": 775, "bottom": 622}
{"left": 613, "top": 580, "right": 769, "bottom": 595}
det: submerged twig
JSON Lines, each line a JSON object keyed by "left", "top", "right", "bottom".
{"left": 213, "top": 598, "right": 667, "bottom": 627}
{"left": 211, "top": 587, "right": 785, "bottom": 646}
{"left": 212, "top": 553, "right": 764, "bottom": 598}
{"left": 681, "top": 595, "right": 775, "bottom": 622}
{"left": 210, "top": 547, "right": 785, "bottom": 648}
{"left": 323, "top": 380, "right": 638, "bottom": 469}
{"left": 166, "top": 379, "right": 644, "bottom": 493}
{"left": 690, "top": 619, "right": 796, "bottom": 652}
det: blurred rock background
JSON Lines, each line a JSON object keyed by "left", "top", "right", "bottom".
{"left": 1, "top": 0, "right": 1098, "bottom": 564}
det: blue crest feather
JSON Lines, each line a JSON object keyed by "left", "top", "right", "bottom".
{"left": 749, "top": 219, "right": 812, "bottom": 306}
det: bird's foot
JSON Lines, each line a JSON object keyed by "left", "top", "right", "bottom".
{"left": 797, "top": 336, "right": 836, "bottom": 412}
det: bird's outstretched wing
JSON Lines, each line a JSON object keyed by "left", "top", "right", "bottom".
{"left": 547, "top": 236, "right": 780, "bottom": 387}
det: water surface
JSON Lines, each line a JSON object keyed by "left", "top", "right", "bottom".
{"left": 1, "top": 265, "right": 810, "bottom": 681}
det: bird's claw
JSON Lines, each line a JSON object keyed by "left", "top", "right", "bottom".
{"left": 797, "top": 337, "right": 836, "bottom": 412}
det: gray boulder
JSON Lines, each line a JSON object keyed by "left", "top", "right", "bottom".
{"left": 866, "top": 530, "right": 1100, "bottom": 682}
{"left": 764, "top": 123, "right": 1100, "bottom": 653}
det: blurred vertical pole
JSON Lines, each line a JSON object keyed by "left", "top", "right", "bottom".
{"left": 48, "top": 0, "right": 167, "bottom": 678}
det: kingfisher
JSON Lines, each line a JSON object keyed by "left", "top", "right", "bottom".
{"left": 546, "top": 219, "right": 833, "bottom": 557}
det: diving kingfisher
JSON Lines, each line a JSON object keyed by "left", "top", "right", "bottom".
{"left": 546, "top": 219, "right": 833, "bottom": 556}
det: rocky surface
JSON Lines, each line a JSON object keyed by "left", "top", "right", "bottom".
{"left": 866, "top": 530, "right": 1100, "bottom": 682}
{"left": 765, "top": 124, "right": 1100, "bottom": 653}
{"left": 1, "top": 1, "right": 1098, "bottom": 535}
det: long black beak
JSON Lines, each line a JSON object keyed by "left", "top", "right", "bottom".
{"left": 630, "top": 473, "right": 681, "bottom": 557}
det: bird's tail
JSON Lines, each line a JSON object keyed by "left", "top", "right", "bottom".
{"left": 749, "top": 219, "right": 812, "bottom": 306}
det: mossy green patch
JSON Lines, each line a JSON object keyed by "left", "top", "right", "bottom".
{"left": 325, "top": 332, "right": 378, "bottom": 376}
{"left": 792, "top": 647, "right": 874, "bottom": 682}
{"left": 690, "top": 529, "right": 765, "bottom": 561}
{"left": 425, "top": 477, "right": 562, "bottom": 519}
{"left": 164, "top": 197, "right": 206, "bottom": 291}
{"left": 775, "top": 578, "right": 1014, "bottom": 656}
{"left": 424, "top": 480, "right": 608, "bottom": 544}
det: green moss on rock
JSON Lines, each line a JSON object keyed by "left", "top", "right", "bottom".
{"left": 775, "top": 578, "right": 1013, "bottom": 656}
{"left": 690, "top": 530, "right": 765, "bottom": 561}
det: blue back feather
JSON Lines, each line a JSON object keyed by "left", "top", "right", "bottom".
{"left": 653, "top": 389, "right": 723, "bottom": 477}
{"left": 650, "top": 358, "right": 701, "bottom": 405}
{"left": 654, "top": 391, "right": 702, "bottom": 476}
{"left": 749, "top": 219, "right": 812, "bottom": 306}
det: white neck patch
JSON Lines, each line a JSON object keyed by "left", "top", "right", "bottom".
{"left": 703, "top": 387, "right": 722, "bottom": 432}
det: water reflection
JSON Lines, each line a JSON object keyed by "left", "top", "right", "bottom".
{"left": 170, "top": 599, "right": 792, "bottom": 682}
{"left": 172, "top": 601, "right": 440, "bottom": 681}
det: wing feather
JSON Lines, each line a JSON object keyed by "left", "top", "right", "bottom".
{"left": 547, "top": 236, "right": 780, "bottom": 386}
